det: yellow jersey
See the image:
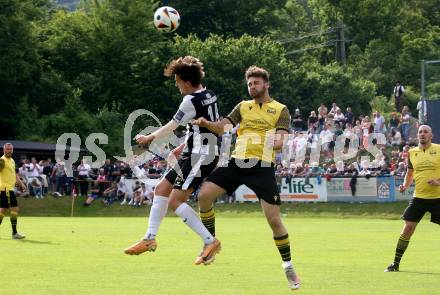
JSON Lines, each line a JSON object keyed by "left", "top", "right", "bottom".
{"left": 0, "top": 155, "right": 16, "bottom": 191}
{"left": 408, "top": 143, "right": 440, "bottom": 199}
{"left": 227, "top": 99, "right": 290, "bottom": 163}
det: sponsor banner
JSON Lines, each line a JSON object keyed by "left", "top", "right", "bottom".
{"left": 376, "top": 176, "right": 395, "bottom": 202}
{"left": 235, "top": 177, "right": 327, "bottom": 203}
{"left": 393, "top": 177, "right": 415, "bottom": 200}
{"left": 326, "top": 177, "right": 378, "bottom": 201}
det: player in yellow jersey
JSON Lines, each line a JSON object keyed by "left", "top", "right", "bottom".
{"left": 385, "top": 125, "right": 440, "bottom": 272}
{"left": 0, "top": 143, "right": 27, "bottom": 239}
{"left": 192, "top": 66, "right": 300, "bottom": 290}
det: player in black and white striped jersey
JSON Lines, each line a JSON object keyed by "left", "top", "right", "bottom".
{"left": 124, "top": 56, "right": 221, "bottom": 258}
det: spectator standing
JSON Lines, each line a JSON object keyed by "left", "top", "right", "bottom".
{"left": 77, "top": 159, "right": 91, "bottom": 196}
{"left": 353, "top": 119, "right": 362, "bottom": 148}
{"left": 361, "top": 116, "right": 372, "bottom": 148}
{"left": 292, "top": 109, "right": 303, "bottom": 132}
{"left": 345, "top": 107, "right": 355, "bottom": 127}
{"left": 393, "top": 81, "right": 405, "bottom": 112}
{"left": 51, "top": 160, "right": 67, "bottom": 195}
{"left": 389, "top": 112, "right": 400, "bottom": 130}
{"left": 400, "top": 106, "right": 411, "bottom": 143}
{"left": 307, "top": 111, "right": 318, "bottom": 130}
{"left": 416, "top": 96, "right": 427, "bottom": 124}
{"left": 42, "top": 160, "right": 53, "bottom": 194}
{"left": 317, "top": 103, "right": 328, "bottom": 132}
{"left": 374, "top": 111, "right": 385, "bottom": 134}
{"left": 320, "top": 124, "right": 334, "bottom": 160}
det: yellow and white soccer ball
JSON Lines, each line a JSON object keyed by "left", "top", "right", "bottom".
{"left": 153, "top": 6, "right": 180, "bottom": 32}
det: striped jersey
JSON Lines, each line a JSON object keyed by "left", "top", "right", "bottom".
{"left": 172, "top": 88, "right": 220, "bottom": 155}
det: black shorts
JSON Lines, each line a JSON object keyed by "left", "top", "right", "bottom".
{"left": 402, "top": 197, "right": 440, "bottom": 225}
{"left": 205, "top": 158, "right": 281, "bottom": 205}
{"left": 0, "top": 190, "right": 18, "bottom": 208}
{"left": 165, "top": 153, "right": 218, "bottom": 191}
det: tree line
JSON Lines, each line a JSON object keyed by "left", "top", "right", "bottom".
{"left": 1, "top": 0, "right": 439, "bottom": 155}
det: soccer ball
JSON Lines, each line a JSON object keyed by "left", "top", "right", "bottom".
{"left": 153, "top": 6, "right": 180, "bottom": 32}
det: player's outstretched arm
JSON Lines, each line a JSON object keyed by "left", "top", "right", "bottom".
{"left": 135, "top": 120, "right": 179, "bottom": 147}
{"left": 191, "top": 117, "right": 233, "bottom": 136}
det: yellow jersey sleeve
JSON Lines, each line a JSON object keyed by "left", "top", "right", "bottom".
{"left": 276, "top": 107, "right": 290, "bottom": 131}
{"left": 227, "top": 102, "right": 242, "bottom": 126}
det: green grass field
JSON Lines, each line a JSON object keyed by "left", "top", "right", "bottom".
{"left": 0, "top": 198, "right": 439, "bottom": 295}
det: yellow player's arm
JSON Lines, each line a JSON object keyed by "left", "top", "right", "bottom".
{"left": 402, "top": 154, "right": 415, "bottom": 190}
{"left": 0, "top": 158, "right": 4, "bottom": 171}
{"left": 402, "top": 168, "right": 414, "bottom": 189}
{"left": 273, "top": 106, "right": 291, "bottom": 151}
{"left": 273, "top": 130, "right": 289, "bottom": 151}
{"left": 191, "top": 117, "right": 233, "bottom": 136}
{"left": 192, "top": 102, "right": 241, "bottom": 135}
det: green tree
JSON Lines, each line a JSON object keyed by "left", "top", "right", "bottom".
{"left": 0, "top": 0, "right": 49, "bottom": 137}
{"left": 168, "top": 0, "right": 288, "bottom": 39}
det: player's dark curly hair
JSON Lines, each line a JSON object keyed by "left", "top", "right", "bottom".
{"left": 164, "top": 56, "right": 205, "bottom": 86}
{"left": 245, "top": 66, "right": 270, "bottom": 82}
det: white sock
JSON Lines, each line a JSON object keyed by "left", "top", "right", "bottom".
{"left": 282, "top": 261, "right": 293, "bottom": 268}
{"left": 144, "top": 195, "right": 168, "bottom": 240}
{"left": 174, "top": 203, "right": 214, "bottom": 245}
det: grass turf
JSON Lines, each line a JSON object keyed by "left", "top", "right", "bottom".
{"left": 0, "top": 215, "right": 439, "bottom": 295}
{"left": 16, "top": 196, "right": 410, "bottom": 218}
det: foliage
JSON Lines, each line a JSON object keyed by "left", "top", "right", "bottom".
{"left": 1, "top": 0, "right": 439, "bottom": 153}
{"left": 169, "top": 0, "right": 288, "bottom": 39}
{"left": 369, "top": 95, "right": 395, "bottom": 119}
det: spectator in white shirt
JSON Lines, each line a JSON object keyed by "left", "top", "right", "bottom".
{"left": 320, "top": 124, "right": 334, "bottom": 159}
{"left": 77, "top": 159, "right": 91, "bottom": 196}
{"left": 416, "top": 96, "right": 427, "bottom": 124}
{"left": 373, "top": 111, "right": 385, "bottom": 134}
{"left": 329, "top": 102, "right": 340, "bottom": 115}
{"left": 28, "top": 157, "right": 42, "bottom": 177}
{"left": 333, "top": 108, "right": 345, "bottom": 127}
{"left": 18, "top": 162, "right": 28, "bottom": 180}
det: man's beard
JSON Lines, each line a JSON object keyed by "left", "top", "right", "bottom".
{"left": 250, "top": 88, "right": 265, "bottom": 99}
{"left": 5, "top": 153, "right": 12, "bottom": 158}
{"left": 419, "top": 138, "right": 429, "bottom": 144}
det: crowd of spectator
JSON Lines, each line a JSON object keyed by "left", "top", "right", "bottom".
{"left": 274, "top": 100, "right": 419, "bottom": 181}
{"left": 15, "top": 96, "right": 420, "bottom": 205}
{"left": 16, "top": 156, "right": 166, "bottom": 207}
